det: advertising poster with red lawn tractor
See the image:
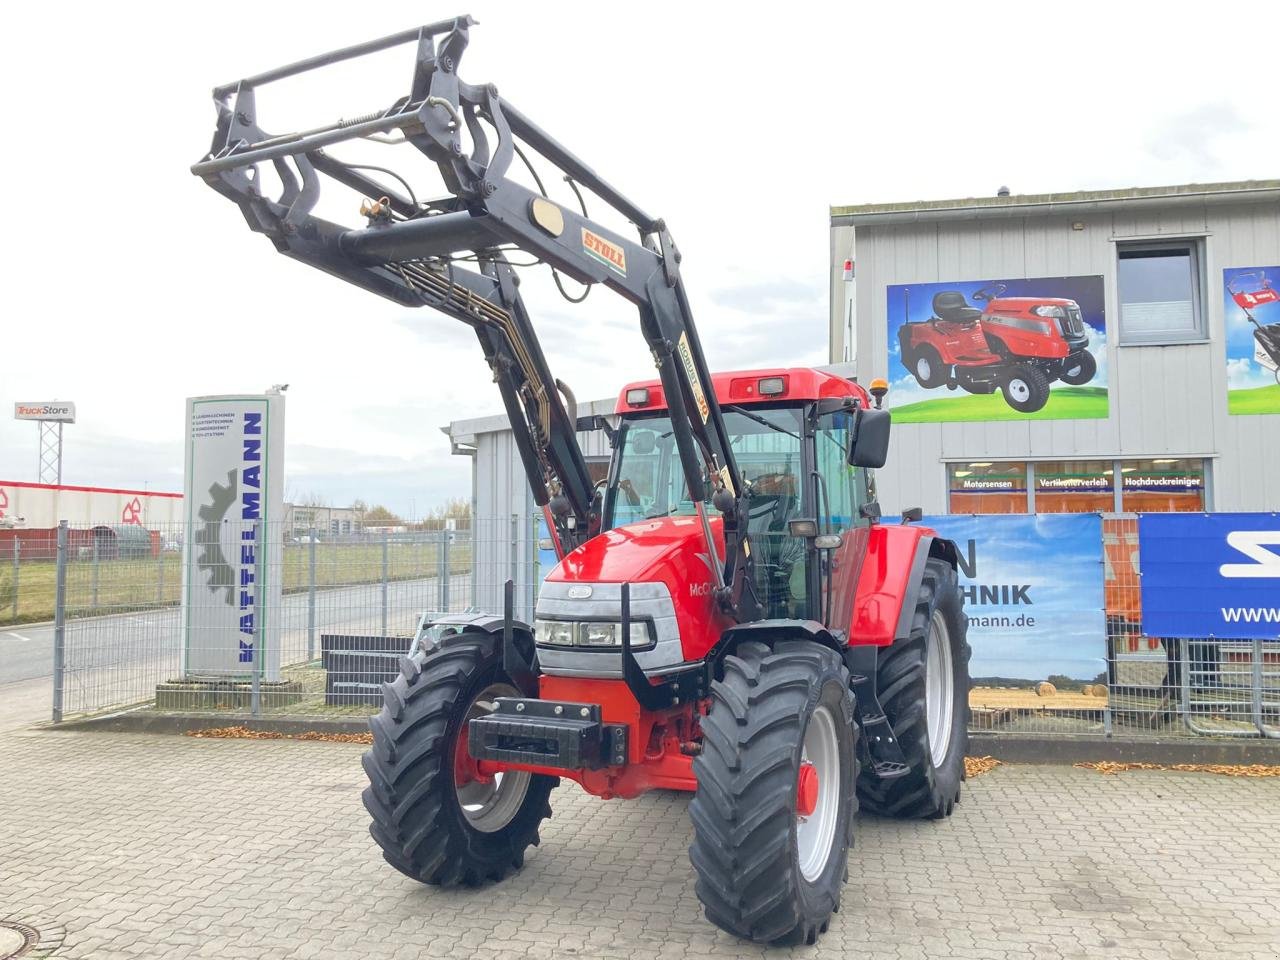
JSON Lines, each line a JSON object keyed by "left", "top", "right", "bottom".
{"left": 1223, "top": 265, "right": 1280, "bottom": 415}
{"left": 886, "top": 275, "right": 1107, "bottom": 423}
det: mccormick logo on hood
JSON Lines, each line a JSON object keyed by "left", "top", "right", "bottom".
{"left": 582, "top": 227, "right": 627, "bottom": 276}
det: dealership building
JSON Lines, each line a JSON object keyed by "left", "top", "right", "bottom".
{"left": 828, "top": 179, "right": 1280, "bottom": 516}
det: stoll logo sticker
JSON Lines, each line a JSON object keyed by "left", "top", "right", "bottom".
{"left": 581, "top": 227, "right": 627, "bottom": 276}
{"left": 677, "top": 332, "right": 710, "bottom": 423}
{"left": 566, "top": 585, "right": 593, "bottom": 599}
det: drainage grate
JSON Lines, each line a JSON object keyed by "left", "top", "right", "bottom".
{"left": 0, "top": 918, "right": 65, "bottom": 959}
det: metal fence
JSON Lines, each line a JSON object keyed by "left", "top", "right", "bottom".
{"left": 6, "top": 514, "right": 1275, "bottom": 737}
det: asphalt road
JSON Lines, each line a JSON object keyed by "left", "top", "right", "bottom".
{"left": 0, "top": 574, "right": 478, "bottom": 721}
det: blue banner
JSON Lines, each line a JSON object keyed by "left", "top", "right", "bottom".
{"left": 1139, "top": 513, "right": 1280, "bottom": 639}
{"left": 922, "top": 513, "right": 1105, "bottom": 683}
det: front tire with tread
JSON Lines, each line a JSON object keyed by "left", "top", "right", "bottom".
{"left": 361, "top": 632, "right": 557, "bottom": 886}
{"left": 689, "top": 641, "right": 858, "bottom": 945}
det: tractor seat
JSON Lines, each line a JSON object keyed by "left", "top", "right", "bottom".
{"left": 932, "top": 291, "right": 981, "bottom": 324}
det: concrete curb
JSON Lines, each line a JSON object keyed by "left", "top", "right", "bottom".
{"left": 969, "top": 732, "right": 1280, "bottom": 765}
{"left": 45, "top": 709, "right": 372, "bottom": 737}
{"left": 46, "top": 711, "right": 1280, "bottom": 763}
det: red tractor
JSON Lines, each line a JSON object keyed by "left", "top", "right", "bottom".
{"left": 898, "top": 284, "right": 1094, "bottom": 413}
{"left": 193, "top": 18, "right": 971, "bottom": 945}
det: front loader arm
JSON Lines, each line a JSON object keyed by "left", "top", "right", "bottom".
{"left": 191, "top": 16, "right": 756, "bottom": 619}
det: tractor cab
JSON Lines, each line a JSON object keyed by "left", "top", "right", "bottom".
{"left": 605, "top": 367, "right": 876, "bottom": 622}
{"left": 535, "top": 368, "right": 888, "bottom": 685}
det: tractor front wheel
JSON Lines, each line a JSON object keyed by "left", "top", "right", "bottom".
{"left": 857, "top": 559, "right": 971, "bottom": 819}
{"left": 1059, "top": 350, "right": 1097, "bottom": 385}
{"left": 361, "top": 632, "right": 557, "bottom": 886}
{"left": 689, "top": 641, "right": 858, "bottom": 945}
{"left": 1000, "top": 363, "right": 1051, "bottom": 412}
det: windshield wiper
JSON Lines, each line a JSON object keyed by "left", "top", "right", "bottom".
{"left": 723, "top": 405, "right": 801, "bottom": 440}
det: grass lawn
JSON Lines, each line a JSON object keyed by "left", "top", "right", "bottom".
{"left": 0, "top": 540, "right": 471, "bottom": 628}
{"left": 891, "top": 386, "right": 1109, "bottom": 424}
{"left": 1227, "top": 384, "right": 1280, "bottom": 416}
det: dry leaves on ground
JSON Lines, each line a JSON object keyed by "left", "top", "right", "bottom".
{"left": 1076, "top": 760, "right": 1280, "bottom": 778}
{"left": 965, "top": 756, "right": 1002, "bottom": 778}
{"left": 186, "top": 725, "right": 373, "bottom": 744}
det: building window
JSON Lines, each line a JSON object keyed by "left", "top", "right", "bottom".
{"left": 1117, "top": 240, "right": 1206, "bottom": 344}
{"left": 1033, "top": 460, "right": 1114, "bottom": 513}
{"left": 947, "top": 462, "right": 1028, "bottom": 514}
{"left": 1120, "top": 458, "right": 1205, "bottom": 512}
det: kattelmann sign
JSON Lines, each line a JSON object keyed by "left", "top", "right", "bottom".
{"left": 182, "top": 394, "right": 286, "bottom": 679}
{"left": 1140, "top": 513, "right": 1280, "bottom": 639}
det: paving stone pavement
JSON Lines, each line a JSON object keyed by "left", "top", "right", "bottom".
{"left": 1, "top": 726, "right": 1278, "bottom": 960}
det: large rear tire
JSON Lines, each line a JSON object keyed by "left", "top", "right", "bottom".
{"left": 857, "top": 559, "right": 971, "bottom": 819}
{"left": 361, "top": 632, "right": 557, "bottom": 885}
{"left": 689, "top": 641, "right": 858, "bottom": 945}
{"left": 911, "top": 344, "right": 948, "bottom": 389}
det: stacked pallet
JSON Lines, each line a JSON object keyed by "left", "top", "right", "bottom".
{"left": 321, "top": 633, "right": 415, "bottom": 706}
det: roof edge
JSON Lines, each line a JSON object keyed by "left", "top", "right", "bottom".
{"left": 830, "top": 179, "right": 1280, "bottom": 223}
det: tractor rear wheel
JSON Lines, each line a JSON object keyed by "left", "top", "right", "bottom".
{"left": 1059, "top": 350, "right": 1097, "bottom": 385}
{"left": 689, "top": 641, "right": 857, "bottom": 945}
{"left": 1000, "top": 363, "right": 1050, "bottom": 412}
{"left": 911, "top": 344, "right": 948, "bottom": 389}
{"left": 361, "top": 632, "right": 557, "bottom": 886}
{"left": 857, "top": 559, "right": 971, "bottom": 819}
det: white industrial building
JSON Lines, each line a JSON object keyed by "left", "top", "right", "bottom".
{"left": 828, "top": 180, "right": 1280, "bottom": 516}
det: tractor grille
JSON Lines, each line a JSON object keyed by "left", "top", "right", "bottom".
{"left": 1058, "top": 307, "right": 1086, "bottom": 338}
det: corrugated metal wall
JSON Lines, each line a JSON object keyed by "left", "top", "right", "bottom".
{"left": 450, "top": 398, "right": 616, "bottom": 620}
{"left": 833, "top": 200, "right": 1280, "bottom": 515}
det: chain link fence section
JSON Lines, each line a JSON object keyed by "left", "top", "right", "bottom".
{"left": 31, "top": 513, "right": 1279, "bottom": 735}
{"left": 44, "top": 517, "right": 538, "bottom": 721}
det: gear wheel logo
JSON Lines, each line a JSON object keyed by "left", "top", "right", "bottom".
{"left": 196, "top": 469, "right": 237, "bottom": 606}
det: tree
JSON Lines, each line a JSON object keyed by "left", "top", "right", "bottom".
{"left": 362, "top": 505, "right": 403, "bottom": 525}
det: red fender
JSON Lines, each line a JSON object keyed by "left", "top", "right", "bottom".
{"left": 849, "top": 523, "right": 949, "bottom": 647}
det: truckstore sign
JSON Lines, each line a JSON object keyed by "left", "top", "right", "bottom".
{"left": 1139, "top": 513, "right": 1280, "bottom": 639}
{"left": 921, "top": 513, "right": 1106, "bottom": 683}
{"left": 886, "top": 275, "right": 1107, "bottom": 423}
{"left": 182, "top": 394, "right": 286, "bottom": 679}
{"left": 1223, "top": 265, "right": 1280, "bottom": 416}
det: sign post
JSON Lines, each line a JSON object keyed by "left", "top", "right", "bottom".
{"left": 14, "top": 401, "right": 76, "bottom": 485}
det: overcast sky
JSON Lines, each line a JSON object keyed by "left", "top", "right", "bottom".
{"left": 2, "top": 1, "right": 1276, "bottom": 517}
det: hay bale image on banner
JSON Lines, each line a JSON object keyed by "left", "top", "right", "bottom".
{"left": 1223, "top": 266, "right": 1280, "bottom": 415}
{"left": 181, "top": 394, "right": 286, "bottom": 680}
{"left": 886, "top": 275, "right": 1107, "bottom": 422}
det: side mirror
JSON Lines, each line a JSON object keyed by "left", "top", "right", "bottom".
{"left": 848, "top": 407, "right": 891, "bottom": 468}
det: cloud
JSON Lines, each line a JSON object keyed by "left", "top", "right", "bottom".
{"left": 1226, "top": 356, "right": 1277, "bottom": 391}
{"left": 710, "top": 278, "right": 822, "bottom": 315}
{"left": 1144, "top": 101, "right": 1253, "bottom": 172}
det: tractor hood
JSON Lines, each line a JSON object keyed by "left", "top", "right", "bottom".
{"left": 547, "top": 515, "right": 725, "bottom": 588}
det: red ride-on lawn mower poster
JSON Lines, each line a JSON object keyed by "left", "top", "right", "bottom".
{"left": 1223, "top": 266, "right": 1280, "bottom": 416}
{"left": 886, "top": 275, "right": 1106, "bottom": 423}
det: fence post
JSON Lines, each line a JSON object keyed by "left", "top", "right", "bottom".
{"left": 439, "top": 530, "right": 450, "bottom": 613}
{"left": 91, "top": 536, "right": 100, "bottom": 611}
{"left": 307, "top": 528, "right": 317, "bottom": 661}
{"left": 52, "top": 521, "right": 68, "bottom": 723}
{"left": 156, "top": 541, "right": 164, "bottom": 603}
{"left": 11, "top": 539, "right": 18, "bottom": 620}
{"left": 381, "top": 530, "right": 389, "bottom": 638}
{"left": 251, "top": 520, "right": 265, "bottom": 717}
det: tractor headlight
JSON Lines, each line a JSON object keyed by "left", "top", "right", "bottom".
{"left": 1030, "top": 305, "right": 1066, "bottom": 319}
{"left": 534, "top": 619, "right": 653, "bottom": 649}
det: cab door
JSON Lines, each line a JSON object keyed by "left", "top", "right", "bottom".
{"left": 813, "top": 409, "right": 871, "bottom": 631}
